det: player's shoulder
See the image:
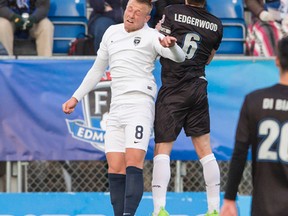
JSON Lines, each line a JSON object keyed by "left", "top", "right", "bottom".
{"left": 105, "top": 23, "right": 123, "bottom": 34}
{"left": 102, "top": 23, "right": 125, "bottom": 41}
{"left": 164, "top": 4, "right": 186, "bottom": 15}
{"left": 246, "top": 84, "right": 277, "bottom": 99}
{"left": 166, "top": 3, "right": 184, "bottom": 10}
{"left": 165, "top": 4, "right": 222, "bottom": 25}
{"left": 142, "top": 24, "right": 162, "bottom": 37}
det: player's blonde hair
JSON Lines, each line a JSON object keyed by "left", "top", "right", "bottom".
{"left": 134, "top": 0, "right": 153, "bottom": 14}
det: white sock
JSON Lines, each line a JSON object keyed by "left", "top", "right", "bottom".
{"left": 200, "top": 153, "right": 220, "bottom": 213}
{"left": 152, "top": 154, "right": 170, "bottom": 215}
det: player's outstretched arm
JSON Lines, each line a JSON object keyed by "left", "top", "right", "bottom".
{"left": 62, "top": 97, "right": 78, "bottom": 114}
{"left": 156, "top": 35, "right": 185, "bottom": 62}
{"left": 220, "top": 199, "right": 238, "bottom": 216}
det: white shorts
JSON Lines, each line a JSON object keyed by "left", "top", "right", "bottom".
{"left": 104, "top": 93, "right": 155, "bottom": 153}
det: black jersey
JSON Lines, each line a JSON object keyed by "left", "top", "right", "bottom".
{"left": 225, "top": 84, "right": 288, "bottom": 216}
{"left": 159, "top": 4, "right": 223, "bottom": 86}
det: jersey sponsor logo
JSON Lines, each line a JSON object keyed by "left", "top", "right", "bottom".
{"left": 174, "top": 13, "right": 218, "bottom": 32}
{"left": 65, "top": 71, "right": 111, "bottom": 152}
{"left": 152, "top": 184, "right": 161, "bottom": 188}
{"left": 160, "top": 25, "right": 171, "bottom": 35}
{"left": 134, "top": 37, "right": 141, "bottom": 46}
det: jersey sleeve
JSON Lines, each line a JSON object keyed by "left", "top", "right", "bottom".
{"left": 72, "top": 25, "right": 112, "bottom": 101}
{"left": 213, "top": 21, "right": 223, "bottom": 51}
{"left": 72, "top": 25, "right": 111, "bottom": 101}
{"left": 96, "top": 25, "right": 112, "bottom": 60}
{"left": 72, "top": 57, "right": 108, "bottom": 101}
{"left": 224, "top": 96, "right": 251, "bottom": 200}
{"left": 235, "top": 95, "right": 252, "bottom": 144}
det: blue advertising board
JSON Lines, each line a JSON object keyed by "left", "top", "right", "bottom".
{"left": 0, "top": 58, "right": 278, "bottom": 161}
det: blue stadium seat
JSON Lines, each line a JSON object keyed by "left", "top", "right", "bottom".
{"left": 206, "top": 0, "right": 244, "bottom": 19}
{"left": 206, "top": 0, "right": 246, "bottom": 55}
{"left": 48, "top": 0, "right": 88, "bottom": 54}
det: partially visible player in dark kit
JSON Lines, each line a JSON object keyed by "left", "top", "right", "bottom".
{"left": 151, "top": 0, "right": 223, "bottom": 215}
{"left": 221, "top": 36, "right": 288, "bottom": 216}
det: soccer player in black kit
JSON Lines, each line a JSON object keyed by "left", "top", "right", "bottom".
{"left": 151, "top": 0, "right": 223, "bottom": 216}
{"left": 220, "top": 36, "right": 288, "bottom": 216}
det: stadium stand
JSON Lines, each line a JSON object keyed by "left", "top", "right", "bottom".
{"left": 48, "top": 0, "right": 88, "bottom": 54}
{"left": 206, "top": 0, "right": 246, "bottom": 55}
{"left": 47, "top": 0, "right": 245, "bottom": 55}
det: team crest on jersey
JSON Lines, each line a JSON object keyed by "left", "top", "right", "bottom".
{"left": 134, "top": 37, "right": 141, "bottom": 46}
{"left": 65, "top": 72, "right": 111, "bottom": 152}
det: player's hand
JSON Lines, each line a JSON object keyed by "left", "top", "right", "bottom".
{"left": 11, "top": 13, "right": 25, "bottom": 29}
{"left": 62, "top": 97, "right": 78, "bottom": 114}
{"left": 25, "top": 16, "right": 36, "bottom": 29}
{"left": 159, "top": 36, "right": 177, "bottom": 48}
{"left": 220, "top": 199, "right": 238, "bottom": 216}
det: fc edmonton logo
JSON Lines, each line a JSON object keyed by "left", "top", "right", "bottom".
{"left": 134, "top": 37, "right": 141, "bottom": 46}
{"left": 65, "top": 72, "right": 111, "bottom": 152}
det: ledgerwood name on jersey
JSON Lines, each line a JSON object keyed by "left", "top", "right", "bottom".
{"left": 174, "top": 13, "right": 218, "bottom": 31}
{"left": 263, "top": 98, "right": 288, "bottom": 111}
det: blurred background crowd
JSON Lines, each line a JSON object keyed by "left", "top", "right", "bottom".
{"left": 0, "top": 0, "right": 287, "bottom": 57}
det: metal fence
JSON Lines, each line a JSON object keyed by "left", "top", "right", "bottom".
{"left": 0, "top": 160, "right": 252, "bottom": 194}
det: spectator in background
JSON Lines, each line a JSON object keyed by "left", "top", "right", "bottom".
{"left": 220, "top": 36, "right": 288, "bottom": 216}
{"left": 88, "top": 0, "right": 123, "bottom": 54}
{"left": 245, "top": 0, "right": 288, "bottom": 56}
{"left": 0, "top": 0, "right": 54, "bottom": 56}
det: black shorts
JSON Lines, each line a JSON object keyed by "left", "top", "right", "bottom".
{"left": 154, "top": 77, "right": 210, "bottom": 143}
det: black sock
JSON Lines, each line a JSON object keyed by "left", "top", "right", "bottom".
{"left": 108, "top": 173, "right": 126, "bottom": 216}
{"left": 123, "top": 166, "right": 144, "bottom": 216}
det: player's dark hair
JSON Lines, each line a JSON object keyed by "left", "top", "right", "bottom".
{"left": 187, "top": 0, "right": 206, "bottom": 6}
{"left": 277, "top": 36, "right": 288, "bottom": 72}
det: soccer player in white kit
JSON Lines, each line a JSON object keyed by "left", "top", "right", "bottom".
{"left": 62, "top": 0, "right": 185, "bottom": 215}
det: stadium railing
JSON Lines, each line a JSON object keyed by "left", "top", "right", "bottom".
{"left": 206, "top": 0, "right": 246, "bottom": 55}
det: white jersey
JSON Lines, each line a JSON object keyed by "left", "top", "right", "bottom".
{"left": 73, "top": 23, "right": 185, "bottom": 101}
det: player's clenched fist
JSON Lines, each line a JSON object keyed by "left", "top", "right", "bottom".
{"left": 62, "top": 97, "right": 78, "bottom": 114}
